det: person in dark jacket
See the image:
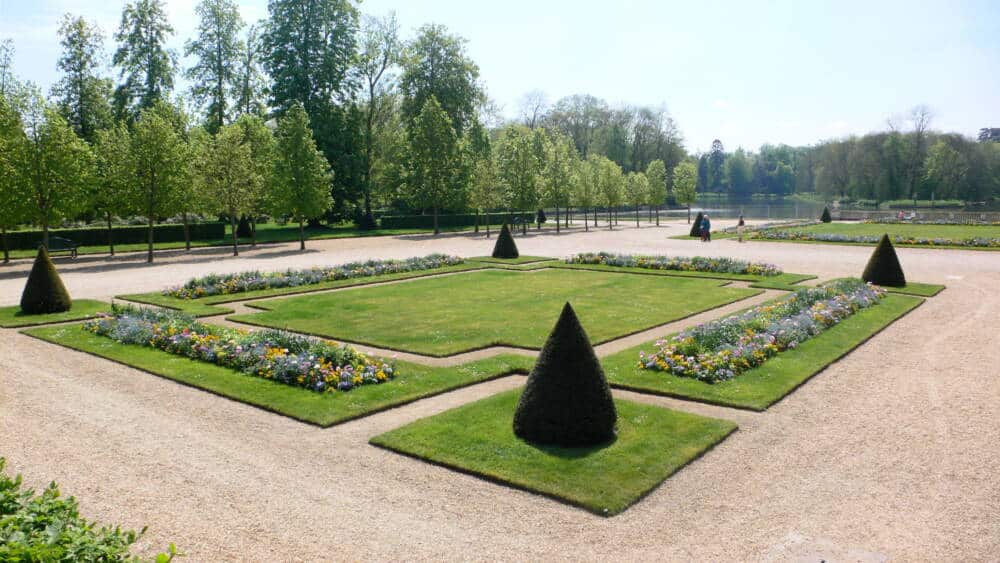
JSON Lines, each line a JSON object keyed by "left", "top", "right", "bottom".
{"left": 701, "top": 214, "right": 711, "bottom": 242}
{"left": 737, "top": 214, "right": 745, "bottom": 242}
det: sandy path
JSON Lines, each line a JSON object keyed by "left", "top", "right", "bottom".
{"left": 2, "top": 225, "right": 999, "bottom": 561}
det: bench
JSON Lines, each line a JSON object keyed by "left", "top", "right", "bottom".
{"left": 45, "top": 236, "right": 79, "bottom": 258}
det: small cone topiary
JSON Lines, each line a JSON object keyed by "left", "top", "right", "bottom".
{"left": 492, "top": 223, "right": 519, "bottom": 259}
{"left": 821, "top": 206, "right": 832, "bottom": 223}
{"left": 689, "top": 211, "right": 704, "bottom": 237}
{"left": 862, "top": 234, "right": 906, "bottom": 287}
{"left": 513, "top": 302, "right": 617, "bottom": 447}
{"left": 20, "top": 246, "right": 72, "bottom": 314}
{"left": 236, "top": 215, "right": 253, "bottom": 237}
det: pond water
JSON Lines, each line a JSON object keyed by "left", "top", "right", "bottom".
{"left": 661, "top": 197, "right": 828, "bottom": 220}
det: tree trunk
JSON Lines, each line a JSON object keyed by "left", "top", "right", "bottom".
{"left": 183, "top": 212, "right": 191, "bottom": 252}
{"left": 655, "top": 206, "right": 660, "bottom": 226}
{"left": 635, "top": 204, "right": 640, "bottom": 227}
{"left": 593, "top": 208, "right": 598, "bottom": 227}
{"left": 522, "top": 214, "right": 527, "bottom": 235}
{"left": 474, "top": 209, "right": 480, "bottom": 233}
{"left": 566, "top": 207, "right": 571, "bottom": 228}
{"left": 106, "top": 211, "right": 115, "bottom": 256}
{"left": 608, "top": 207, "right": 613, "bottom": 230}
{"left": 555, "top": 206, "right": 561, "bottom": 234}
{"left": 687, "top": 205, "right": 691, "bottom": 223}
{"left": 486, "top": 213, "right": 491, "bottom": 238}
{"left": 299, "top": 219, "right": 305, "bottom": 250}
{"left": 42, "top": 219, "right": 49, "bottom": 250}
{"left": 250, "top": 218, "right": 257, "bottom": 248}
{"left": 147, "top": 215, "right": 154, "bottom": 263}
{"left": 433, "top": 205, "right": 440, "bottom": 235}
{"left": 648, "top": 205, "right": 653, "bottom": 223}
{"left": 231, "top": 212, "right": 239, "bottom": 256}
{"left": 1, "top": 226, "right": 8, "bottom": 263}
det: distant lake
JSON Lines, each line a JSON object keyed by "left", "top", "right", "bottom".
{"left": 662, "top": 197, "right": 827, "bottom": 220}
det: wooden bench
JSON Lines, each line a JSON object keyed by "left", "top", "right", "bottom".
{"left": 46, "top": 236, "right": 79, "bottom": 258}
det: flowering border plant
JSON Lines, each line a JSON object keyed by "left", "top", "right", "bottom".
{"left": 567, "top": 252, "right": 782, "bottom": 276}
{"left": 163, "top": 254, "right": 465, "bottom": 299}
{"left": 84, "top": 306, "right": 394, "bottom": 392}
{"left": 639, "top": 279, "right": 885, "bottom": 383}
{"left": 865, "top": 218, "right": 999, "bottom": 226}
{"left": 750, "top": 230, "right": 1000, "bottom": 248}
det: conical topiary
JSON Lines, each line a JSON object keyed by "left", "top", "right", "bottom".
{"left": 20, "top": 246, "right": 72, "bottom": 314}
{"left": 689, "top": 211, "right": 704, "bottom": 237}
{"left": 236, "top": 215, "right": 253, "bottom": 237}
{"left": 821, "top": 206, "right": 832, "bottom": 223}
{"left": 513, "top": 302, "right": 617, "bottom": 447}
{"left": 862, "top": 234, "right": 906, "bottom": 287}
{"left": 492, "top": 223, "right": 519, "bottom": 259}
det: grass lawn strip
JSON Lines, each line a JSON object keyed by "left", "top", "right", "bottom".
{"left": 370, "top": 389, "right": 736, "bottom": 516}
{"left": 750, "top": 222, "right": 1000, "bottom": 250}
{"left": 467, "top": 255, "right": 553, "bottom": 265}
{"left": 21, "top": 323, "right": 533, "bottom": 427}
{"left": 0, "top": 300, "right": 111, "bottom": 328}
{"left": 228, "top": 269, "right": 760, "bottom": 356}
{"left": 601, "top": 293, "right": 923, "bottom": 411}
{"left": 881, "top": 282, "right": 945, "bottom": 297}
{"left": 551, "top": 261, "right": 815, "bottom": 289}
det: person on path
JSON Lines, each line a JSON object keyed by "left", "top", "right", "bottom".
{"left": 701, "top": 214, "right": 711, "bottom": 242}
{"left": 737, "top": 214, "right": 745, "bottom": 243}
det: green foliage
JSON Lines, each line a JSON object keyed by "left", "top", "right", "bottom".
{"left": 400, "top": 24, "right": 480, "bottom": 133}
{"left": 496, "top": 125, "right": 542, "bottom": 226}
{"left": 646, "top": 159, "right": 667, "bottom": 206}
{"left": 491, "top": 223, "right": 519, "bottom": 259}
{"left": 272, "top": 103, "right": 333, "bottom": 244}
{"left": 52, "top": 15, "right": 112, "bottom": 143}
{"left": 20, "top": 246, "right": 72, "bottom": 314}
{"left": 625, "top": 171, "right": 650, "bottom": 207}
{"left": 233, "top": 23, "right": 267, "bottom": 118}
{"left": 690, "top": 211, "right": 704, "bottom": 237}
{"left": 672, "top": 160, "right": 698, "bottom": 209}
{"left": 514, "top": 303, "right": 617, "bottom": 446}
{"left": 2, "top": 223, "right": 224, "bottom": 251}
{"left": 407, "top": 96, "right": 463, "bottom": 233}
{"left": 112, "top": 0, "right": 176, "bottom": 120}
{"left": 541, "top": 132, "right": 575, "bottom": 217}
{"left": 821, "top": 206, "right": 832, "bottom": 222}
{"left": 0, "top": 96, "right": 29, "bottom": 251}
{"left": 184, "top": 0, "right": 244, "bottom": 132}
{"left": 195, "top": 123, "right": 261, "bottom": 253}
{"left": 862, "top": 234, "right": 907, "bottom": 287}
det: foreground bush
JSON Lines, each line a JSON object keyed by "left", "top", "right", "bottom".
{"left": 513, "top": 303, "right": 617, "bottom": 446}
{"left": 84, "top": 306, "right": 395, "bottom": 392}
{"left": 862, "top": 234, "right": 906, "bottom": 287}
{"left": 164, "top": 254, "right": 464, "bottom": 299}
{"left": 640, "top": 279, "right": 885, "bottom": 383}
{"left": 567, "top": 252, "right": 782, "bottom": 276}
{"left": 20, "top": 247, "right": 73, "bottom": 314}
{"left": 491, "top": 224, "right": 519, "bottom": 259}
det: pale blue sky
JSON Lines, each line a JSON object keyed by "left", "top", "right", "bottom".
{"left": 1, "top": 0, "right": 998, "bottom": 151}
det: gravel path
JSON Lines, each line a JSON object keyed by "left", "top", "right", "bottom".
{"left": 2, "top": 222, "right": 998, "bottom": 561}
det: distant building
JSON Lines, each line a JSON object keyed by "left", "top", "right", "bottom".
{"left": 978, "top": 128, "right": 1000, "bottom": 143}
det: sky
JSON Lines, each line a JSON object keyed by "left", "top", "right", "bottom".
{"left": 1, "top": 0, "right": 998, "bottom": 152}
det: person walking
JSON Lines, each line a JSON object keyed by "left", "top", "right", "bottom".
{"left": 701, "top": 213, "right": 711, "bottom": 242}
{"left": 737, "top": 214, "right": 745, "bottom": 242}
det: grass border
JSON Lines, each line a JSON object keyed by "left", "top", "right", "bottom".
{"left": 0, "top": 300, "right": 112, "bottom": 328}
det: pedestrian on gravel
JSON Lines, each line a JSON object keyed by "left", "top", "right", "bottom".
{"left": 701, "top": 214, "right": 711, "bottom": 242}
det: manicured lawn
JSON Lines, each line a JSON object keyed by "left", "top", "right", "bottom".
{"left": 370, "top": 389, "right": 736, "bottom": 516}
{"left": 880, "top": 282, "right": 945, "bottom": 297}
{"left": 467, "top": 255, "right": 554, "bottom": 265}
{"left": 601, "top": 294, "right": 924, "bottom": 411}
{"left": 229, "top": 269, "right": 760, "bottom": 356}
{"left": 759, "top": 222, "right": 1000, "bottom": 249}
{"left": 0, "top": 300, "right": 111, "bottom": 328}
{"left": 550, "top": 261, "right": 815, "bottom": 287}
{"left": 22, "top": 324, "right": 534, "bottom": 427}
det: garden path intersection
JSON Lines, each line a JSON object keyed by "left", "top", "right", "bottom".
{"left": 2, "top": 220, "right": 998, "bottom": 560}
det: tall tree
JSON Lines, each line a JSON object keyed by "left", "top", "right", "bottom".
{"left": 518, "top": 90, "right": 548, "bottom": 129}
{"left": 272, "top": 103, "right": 333, "bottom": 249}
{"left": 924, "top": 140, "right": 968, "bottom": 200}
{"left": 496, "top": 125, "right": 541, "bottom": 235}
{"left": 235, "top": 113, "right": 277, "bottom": 246}
{"left": 673, "top": 160, "right": 698, "bottom": 223}
{"left": 625, "top": 171, "right": 649, "bottom": 227}
{"left": 708, "top": 139, "right": 725, "bottom": 193}
{"left": 573, "top": 157, "right": 599, "bottom": 231}
{"left": 357, "top": 12, "right": 400, "bottom": 229}
{"left": 0, "top": 39, "right": 18, "bottom": 99}
{"left": 597, "top": 155, "right": 623, "bottom": 230}
{"left": 724, "top": 147, "right": 753, "bottom": 198}
{"left": 645, "top": 159, "right": 667, "bottom": 225}
{"left": 52, "top": 15, "right": 112, "bottom": 144}
{"left": 233, "top": 23, "right": 268, "bottom": 118}
{"left": 92, "top": 123, "right": 133, "bottom": 255}
{"left": 408, "top": 96, "right": 462, "bottom": 235}
{"left": 185, "top": 0, "right": 244, "bottom": 133}
{"left": 0, "top": 96, "right": 28, "bottom": 262}
{"left": 112, "top": 0, "right": 176, "bottom": 121}
{"left": 195, "top": 123, "right": 261, "bottom": 255}
{"left": 468, "top": 149, "right": 501, "bottom": 238}
{"left": 541, "top": 132, "right": 574, "bottom": 234}
{"left": 399, "top": 24, "right": 481, "bottom": 134}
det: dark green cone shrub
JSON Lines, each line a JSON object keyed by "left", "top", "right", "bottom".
{"left": 20, "top": 246, "right": 72, "bottom": 314}
{"left": 689, "top": 211, "right": 704, "bottom": 237}
{"left": 513, "top": 302, "right": 617, "bottom": 447}
{"left": 236, "top": 215, "right": 253, "bottom": 237}
{"left": 862, "top": 234, "right": 906, "bottom": 287}
{"left": 821, "top": 207, "right": 832, "bottom": 222}
{"left": 492, "top": 223, "right": 519, "bottom": 259}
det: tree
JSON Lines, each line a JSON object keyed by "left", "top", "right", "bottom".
{"left": 541, "top": 133, "right": 574, "bottom": 234}
{"left": 272, "top": 103, "right": 333, "bottom": 249}
{"left": 625, "top": 171, "right": 650, "bottom": 227}
{"left": 724, "top": 148, "right": 753, "bottom": 198}
{"left": 645, "top": 159, "right": 667, "bottom": 225}
{"left": 53, "top": 15, "right": 112, "bottom": 144}
{"left": 496, "top": 125, "right": 541, "bottom": 235}
{"left": 399, "top": 24, "right": 481, "bottom": 134}
{"left": 92, "top": 123, "right": 132, "bottom": 255}
{"left": 924, "top": 140, "right": 968, "bottom": 200}
{"left": 598, "top": 156, "right": 623, "bottom": 230}
{"left": 130, "top": 101, "right": 189, "bottom": 262}
{"left": 573, "top": 157, "right": 599, "bottom": 232}
{"left": 357, "top": 12, "right": 400, "bottom": 229}
{"left": 185, "top": 0, "right": 244, "bottom": 133}
{"left": 196, "top": 124, "right": 260, "bottom": 255}
{"left": 0, "top": 96, "right": 29, "bottom": 262}
{"left": 20, "top": 95, "right": 93, "bottom": 248}
{"left": 112, "top": 0, "right": 176, "bottom": 121}
{"left": 233, "top": 23, "right": 268, "bottom": 118}
{"left": 518, "top": 90, "right": 548, "bottom": 129}
{"left": 708, "top": 139, "right": 725, "bottom": 193}
{"left": 673, "top": 160, "right": 698, "bottom": 223}
{"left": 0, "top": 39, "right": 18, "bottom": 98}
{"left": 235, "top": 114, "right": 276, "bottom": 246}
{"left": 696, "top": 154, "right": 709, "bottom": 193}
{"left": 408, "top": 96, "right": 462, "bottom": 235}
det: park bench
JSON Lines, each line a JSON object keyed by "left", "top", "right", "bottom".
{"left": 45, "top": 236, "right": 79, "bottom": 258}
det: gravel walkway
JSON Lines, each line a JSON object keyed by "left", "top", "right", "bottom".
{"left": 2, "top": 221, "right": 998, "bottom": 561}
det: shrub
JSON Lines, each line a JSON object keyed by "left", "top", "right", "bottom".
{"left": 513, "top": 302, "right": 617, "bottom": 446}
{"left": 379, "top": 212, "right": 534, "bottom": 230}
{"left": 236, "top": 215, "right": 253, "bottom": 237}
{"left": 20, "top": 246, "right": 72, "bottom": 314}
{"left": 491, "top": 224, "right": 519, "bottom": 259}
{"left": 536, "top": 209, "right": 547, "bottom": 224}
{"left": 690, "top": 212, "right": 704, "bottom": 237}
{"left": 821, "top": 207, "right": 832, "bottom": 222}
{"left": 2, "top": 223, "right": 225, "bottom": 250}
{"left": 862, "top": 234, "right": 906, "bottom": 286}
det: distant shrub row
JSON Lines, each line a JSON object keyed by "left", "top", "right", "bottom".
{"left": 3, "top": 223, "right": 225, "bottom": 250}
{"left": 379, "top": 212, "right": 535, "bottom": 230}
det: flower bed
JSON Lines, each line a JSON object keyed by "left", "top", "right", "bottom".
{"left": 865, "top": 218, "right": 999, "bottom": 226}
{"left": 719, "top": 219, "right": 820, "bottom": 233}
{"left": 164, "top": 254, "right": 465, "bottom": 299}
{"left": 84, "top": 306, "right": 394, "bottom": 392}
{"left": 567, "top": 252, "right": 782, "bottom": 276}
{"left": 639, "top": 279, "right": 885, "bottom": 383}
{"left": 751, "top": 230, "right": 1000, "bottom": 248}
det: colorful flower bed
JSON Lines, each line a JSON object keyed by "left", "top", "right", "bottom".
{"left": 865, "top": 218, "right": 999, "bottom": 226}
{"left": 750, "top": 230, "right": 1000, "bottom": 248}
{"left": 163, "top": 254, "right": 465, "bottom": 299}
{"left": 567, "top": 252, "right": 782, "bottom": 276}
{"left": 719, "top": 219, "right": 820, "bottom": 233}
{"left": 639, "top": 279, "right": 885, "bottom": 383}
{"left": 83, "top": 306, "right": 394, "bottom": 392}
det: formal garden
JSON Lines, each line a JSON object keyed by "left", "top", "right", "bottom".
{"left": 741, "top": 220, "right": 1000, "bottom": 249}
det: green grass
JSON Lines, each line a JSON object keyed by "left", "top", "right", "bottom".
{"left": 117, "top": 262, "right": 484, "bottom": 316}
{"left": 370, "top": 389, "right": 736, "bottom": 516}
{"left": 550, "top": 261, "right": 814, "bottom": 287}
{"left": 880, "top": 282, "right": 945, "bottom": 297}
{"left": 600, "top": 294, "right": 924, "bottom": 411}
{"left": 0, "top": 300, "right": 111, "bottom": 328}
{"left": 22, "top": 323, "right": 534, "bottom": 427}
{"left": 230, "top": 269, "right": 760, "bottom": 356}
{"left": 467, "top": 255, "right": 554, "bottom": 265}
{"left": 759, "top": 222, "right": 1000, "bottom": 249}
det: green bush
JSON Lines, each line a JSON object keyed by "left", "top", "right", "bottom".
{"left": 690, "top": 212, "right": 704, "bottom": 237}
{"left": 862, "top": 234, "right": 906, "bottom": 287}
{"left": 3, "top": 223, "right": 225, "bottom": 250}
{"left": 821, "top": 207, "right": 832, "bottom": 222}
{"left": 513, "top": 302, "right": 617, "bottom": 446}
{"left": 379, "top": 212, "right": 534, "bottom": 230}
{"left": 20, "top": 246, "right": 72, "bottom": 314}
{"left": 491, "top": 224, "right": 519, "bottom": 259}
